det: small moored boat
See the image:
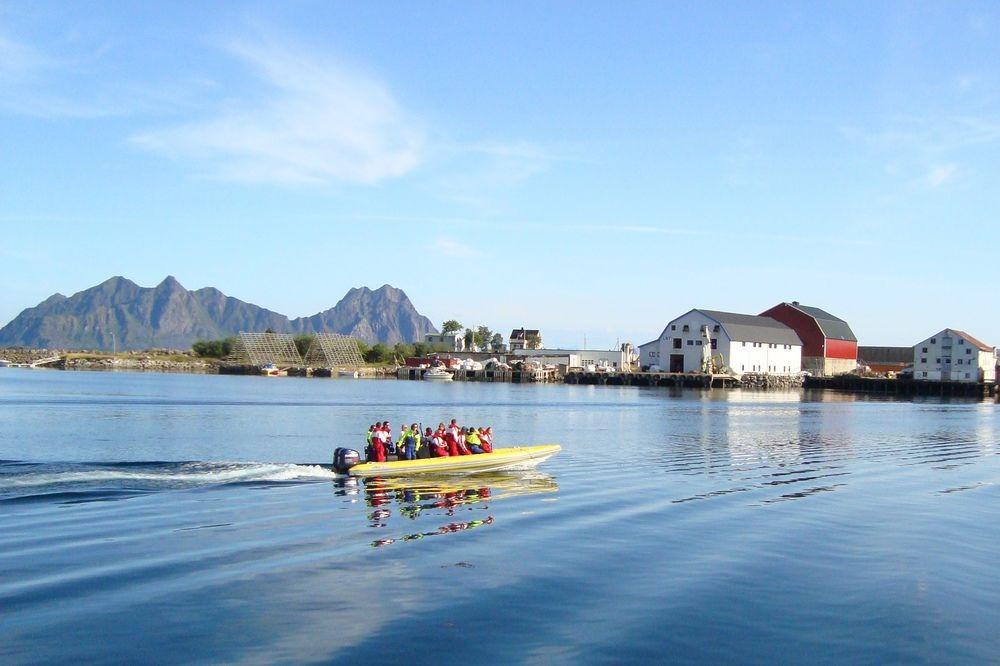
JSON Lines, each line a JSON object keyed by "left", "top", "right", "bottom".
{"left": 423, "top": 367, "right": 453, "bottom": 381}
{"left": 338, "top": 369, "right": 361, "bottom": 378}
{"left": 333, "top": 444, "right": 561, "bottom": 477}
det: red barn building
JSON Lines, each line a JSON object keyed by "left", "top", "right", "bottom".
{"left": 760, "top": 302, "right": 858, "bottom": 376}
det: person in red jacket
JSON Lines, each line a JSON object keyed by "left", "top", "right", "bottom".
{"left": 371, "top": 422, "right": 387, "bottom": 462}
{"left": 445, "top": 420, "right": 460, "bottom": 456}
{"left": 456, "top": 427, "right": 471, "bottom": 455}
{"left": 431, "top": 426, "right": 449, "bottom": 457}
{"left": 480, "top": 426, "right": 494, "bottom": 453}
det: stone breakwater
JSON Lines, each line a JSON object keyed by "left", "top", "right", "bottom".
{"left": 0, "top": 348, "right": 62, "bottom": 364}
{"left": 61, "top": 357, "right": 219, "bottom": 373}
{"left": 739, "top": 373, "right": 804, "bottom": 389}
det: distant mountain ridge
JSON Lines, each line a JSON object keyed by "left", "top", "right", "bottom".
{"left": 0, "top": 276, "right": 437, "bottom": 350}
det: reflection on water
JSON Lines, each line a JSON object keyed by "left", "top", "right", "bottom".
{"left": 333, "top": 472, "right": 558, "bottom": 547}
{"left": 2, "top": 371, "right": 1000, "bottom": 663}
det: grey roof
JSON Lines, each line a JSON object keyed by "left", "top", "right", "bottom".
{"left": 509, "top": 328, "right": 539, "bottom": 339}
{"left": 788, "top": 303, "right": 857, "bottom": 342}
{"left": 858, "top": 346, "right": 911, "bottom": 364}
{"left": 699, "top": 309, "right": 803, "bottom": 346}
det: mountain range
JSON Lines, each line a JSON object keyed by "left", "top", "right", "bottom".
{"left": 0, "top": 276, "right": 437, "bottom": 350}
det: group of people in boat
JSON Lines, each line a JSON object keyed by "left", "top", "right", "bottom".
{"left": 365, "top": 419, "right": 494, "bottom": 462}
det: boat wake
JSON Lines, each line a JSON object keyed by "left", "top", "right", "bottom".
{"left": 0, "top": 460, "right": 335, "bottom": 504}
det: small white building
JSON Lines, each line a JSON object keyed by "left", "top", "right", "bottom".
{"left": 424, "top": 332, "right": 466, "bottom": 352}
{"left": 638, "top": 339, "right": 661, "bottom": 370}
{"left": 509, "top": 328, "right": 542, "bottom": 350}
{"left": 512, "top": 347, "right": 629, "bottom": 370}
{"left": 646, "top": 309, "right": 802, "bottom": 375}
{"left": 912, "top": 329, "right": 996, "bottom": 383}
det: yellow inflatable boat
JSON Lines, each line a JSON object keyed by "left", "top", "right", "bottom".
{"left": 333, "top": 444, "right": 561, "bottom": 477}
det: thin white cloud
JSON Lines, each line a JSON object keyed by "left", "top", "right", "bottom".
{"left": 574, "top": 224, "right": 874, "bottom": 247}
{"left": 923, "top": 163, "right": 960, "bottom": 188}
{"left": 132, "top": 39, "right": 424, "bottom": 185}
{"left": 431, "top": 140, "right": 559, "bottom": 210}
{"left": 853, "top": 115, "right": 1000, "bottom": 153}
{"left": 576, "top": 224, "right": 699, "bottom": 236}
{"left": 433, "top": 237, "right": 481, "bottom": 257}
{"left": 0, "top": 33, "right": 43, "bottom": 82}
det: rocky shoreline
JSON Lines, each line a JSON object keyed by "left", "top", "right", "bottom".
{"left": 61, "top": 357, "right": 220, "bottom": 373}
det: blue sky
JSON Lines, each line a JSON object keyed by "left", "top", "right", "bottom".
{"left": 1, "top": 1, "right": 998, "bottom": 348}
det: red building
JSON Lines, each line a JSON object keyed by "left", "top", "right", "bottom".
{"left": 760, "top": 302, "right": 858, "bottom": 376}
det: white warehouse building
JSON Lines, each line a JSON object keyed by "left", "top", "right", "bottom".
{"left": 912, "top": 329, "right": 996, "bottom": 383}
{"left": 643, "top": 309, "right": 803, "bottom": 376}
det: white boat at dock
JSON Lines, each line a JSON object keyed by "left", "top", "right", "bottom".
{"left": 423, "top": 367, "right": 453, "bottom": 381}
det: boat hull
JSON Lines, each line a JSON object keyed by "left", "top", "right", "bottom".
{"left": 423, "top": 371, "right": 453, "bottom": 381}
{"left": 345, "top": 444, "right": 561, "bottom": 477}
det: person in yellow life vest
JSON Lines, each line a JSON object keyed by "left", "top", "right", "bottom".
{"left": 409, "top": 423, "right": 422, "bottom": 460}
{"left": 395, "top": 425, "right": 410, "bottom": 461}
{"left": 396, "top": 424, "right": 419, "bottom": 461}
{"left": 365, "top": 424, "right": 376, "bottom": 461}
{"left": 466, "top": 428, "right": 485, "bottom": 454}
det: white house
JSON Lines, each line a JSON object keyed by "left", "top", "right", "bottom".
{"left": 912, "top": 329, "right": 996, "bottom": 383}
{"left": 509, "top": 328, "right": 541, "bottom": 350}
{"left": 646, "top": 309, "right": 802, "bottom": 375}
{"left": 424, "top": 332, "right": 466, "bottom": 352}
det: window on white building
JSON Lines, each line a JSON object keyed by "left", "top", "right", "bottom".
{"left": 713, "top": 325, "right": 720, "bottom": 332}
{"left": 696, "top": 340, "right": 702, "bottom": 346}
{"left": 922, "top": 347, "right": 928, "bottom": 353}
{"left": 965, "top": 373, "right": 970, "bottom": 379}
{"left": 966, "top": 348, "right": 972, "bottom": 355}
{"left": 922, "top": 371, "right": 927, "bottom": 377}
{"left": 958, "top": 359, "right": 963, "bottom": 365}
{"left": 931, "top": 337, "right": 937, "bottom": 343}
{"left": 673, "top": 338, "right": 682, "bottom": 349}
{"left": 711, "top": 340, "right": 717, "bottom": 350}
{"left": 687, "top": 340, "right": 693, "bottom": 346}
{"left": 682, "top": 325, "right": 689, "bottom": 332}
{"left": 921, "top": 357, "right": 927, "bottom": 363}
{"left": 958, "top": 339, "right": 965, "bottom": 345}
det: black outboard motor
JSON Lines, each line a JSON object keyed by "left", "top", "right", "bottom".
{"left": 333, "top": 447, "right": 362, "bottom": 474}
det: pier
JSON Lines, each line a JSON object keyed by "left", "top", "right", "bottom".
{"left": 805, "top": 375, "right": 996, "bottom": 399}
{"left": 565, "top": 371, "right": 740, "bottom": 388}
{"left": 397, "top": 366, "right": 557, "bottom": 383}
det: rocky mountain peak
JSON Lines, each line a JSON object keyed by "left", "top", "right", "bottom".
{"left": 0, "top": 277, "right": 437, "bottom": 350}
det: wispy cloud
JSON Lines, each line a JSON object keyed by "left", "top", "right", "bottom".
{"left": 850, "top": 115, "right": 1000, "bottom": 154}
{"left": 922, "top": 163, "right": 960, "bottom": 189}
{"left": 433, "top": 237, "right": 481, "bottom": 257}
{"left": 574, "top": 224, "right": 874, "bottom": 247}
{"left": 431, "top": 140, "right": 561, "bottom": 210}
{"left": 132, "top": 38, "right": 424, "bottom": 185}
{"left": 575, "top": 224, "right": 699, "bottom": 236}
{"left": 0, "top": 28, "right": 156, "bottom": 118}
{"left": 352, "top": 214, "right": 486, "bottom": 226}
{"left": 0, "top": 33, "right": 44, "bottom": 82}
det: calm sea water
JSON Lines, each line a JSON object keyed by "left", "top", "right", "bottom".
{"left": 1, "top": 369, "right": 998, "bottom": 664}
